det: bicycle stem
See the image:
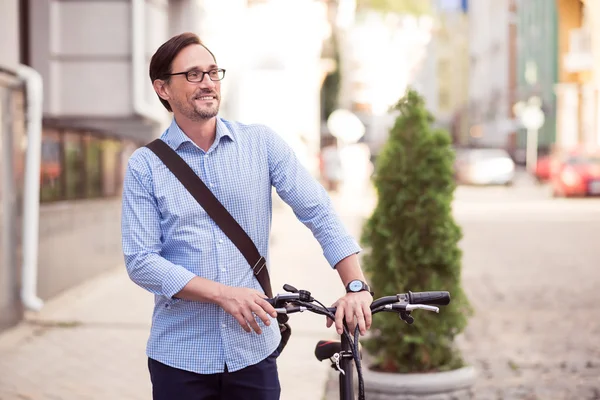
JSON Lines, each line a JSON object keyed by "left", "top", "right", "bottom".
{"left": 339, "top": 324, "right": 355, "bottom": 400}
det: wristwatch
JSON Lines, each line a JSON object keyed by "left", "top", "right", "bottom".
{"left": 346, "top": 279, "right": 374, "bottom": 296}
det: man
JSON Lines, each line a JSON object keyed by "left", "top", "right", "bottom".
{"left": 121, "top": 32, "right": 373, "bottom": 400}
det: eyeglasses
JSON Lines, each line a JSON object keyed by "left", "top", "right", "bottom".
{"left": 167, "top": 68, "right": 226, "bottom": 83}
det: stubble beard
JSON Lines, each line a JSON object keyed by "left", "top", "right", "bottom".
{"left": 191, "top": 101, "right": 219, "bottom": 120}
{"left": 173, "top": 95, "right": 220, "bottom": 122}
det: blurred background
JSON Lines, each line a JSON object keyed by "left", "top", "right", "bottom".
{"left": 1, "top": 0, "right": 600, "bottom": 398}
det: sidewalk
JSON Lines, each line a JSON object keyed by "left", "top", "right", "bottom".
{"left": 0, "top": 186, "right": 375, "bottom": 400}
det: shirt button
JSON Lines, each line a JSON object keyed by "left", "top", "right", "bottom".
{"left": 218, "top": 239, "right": 223, "bottom": 244}
{"left": 210, "top": 183, "right": 214, "bottom": 187}
{"left": 221, "top": 323, "right": 226, "bottom": 328}
{"left": 221, "top": 268, "right": 226, "bottom": 272}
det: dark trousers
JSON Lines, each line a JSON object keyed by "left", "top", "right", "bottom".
{"left": 148, "top": 350, "right": 281, "bottom": 400}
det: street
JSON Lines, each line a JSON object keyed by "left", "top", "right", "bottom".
{"left": 0, "top": 176, "right": 599, "bottom": 400}
{"left": 454, "top": 179, "right": 600, "bottom": 399}
{"left": 324, "top": 175, "right": 600, "bottom": 400}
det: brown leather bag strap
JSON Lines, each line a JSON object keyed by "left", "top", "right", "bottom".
{"left": 145, "top": 139, "right": 273, "bottom": 298}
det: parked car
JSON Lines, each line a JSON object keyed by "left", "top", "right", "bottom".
{"left": 550, "top": 149, "right": 600, "bottom": 197}
{"left": 535, "top": 154, "right": 553, "bottom": 182}
{"left": 454, "top": 148, "right": 515, "bottom": 186}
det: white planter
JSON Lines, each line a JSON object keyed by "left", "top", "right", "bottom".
{"left": 362, "top": 365, "right": 477, "bottom": 400}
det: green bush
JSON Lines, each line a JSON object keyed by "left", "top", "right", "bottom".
{"left": 360, "top": 89, "right": 472, "bottom": 373}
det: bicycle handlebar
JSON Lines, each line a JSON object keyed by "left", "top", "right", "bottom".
{"left": 264, "top": 284, "right": 450, "bottom": 400}
{"left": 266, "top": 289, "right": 451, "bottom": 315}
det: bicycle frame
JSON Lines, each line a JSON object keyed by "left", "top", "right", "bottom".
{"left": 338, "top": 328, "right": 355, "bottom": 400}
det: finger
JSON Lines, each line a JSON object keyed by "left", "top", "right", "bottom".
{"left": 326, "top": 316, "right": 333, "bottom": 328}
{"left": 250, "top": 303, "right": 271, "bottom": 327}
{"left": 335, "top": 305, "right": 345, "bottom": 334}
{"left": 241, "top": 309, "right": 262, "bottom": 334}
{"left": 355, "top": 306, "right": 366, "bottom": 336}
{"left": 256, "top": 297, "right": 278, "bottom": 318}
{"left": 362, "top": 302, "right": 373, "bottom": 330}
{"left": 347, "top": 312, "right": 357, "bottom": 335}
{"left": 233, "top": 313, "right": 252, "bottom": 333}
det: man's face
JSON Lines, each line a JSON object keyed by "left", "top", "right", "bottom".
{"left": 159, "top": 44, "right": 221, "bottom": 121}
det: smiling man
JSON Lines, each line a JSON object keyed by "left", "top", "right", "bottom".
{"left": 120, "top": 32, "right": 373, "bottom": 400}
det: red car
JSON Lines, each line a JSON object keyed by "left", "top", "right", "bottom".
{"left": 551, "top": 150, "right": 600, "bottom": 197}
{"left": 535, "top": 155, "right": 553, "bottom": 182}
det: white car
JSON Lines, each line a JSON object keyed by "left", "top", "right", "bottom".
{"left": 455, "top": 148, "right": 515, "bottom": 186}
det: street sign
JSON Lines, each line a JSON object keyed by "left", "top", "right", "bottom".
{"left": 513, "top": 96, "right": 545, "bottom": 131}
{"left": 326, "top": 109, "right": 365, "bottom": 144}
{"left": 513, "top": 96, "right": 545, "bottom": 174}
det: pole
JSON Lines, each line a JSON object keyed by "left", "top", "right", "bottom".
{"left": 526, "top": 128, "right": 538, "bottom": 174}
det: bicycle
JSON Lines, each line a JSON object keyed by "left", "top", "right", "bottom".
{"left": 267, "top": 284, "right": 451, "bottom": 400}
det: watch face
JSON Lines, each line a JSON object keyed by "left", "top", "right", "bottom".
{"left": 349, "top": 280, "right": 363, "bottom": 292}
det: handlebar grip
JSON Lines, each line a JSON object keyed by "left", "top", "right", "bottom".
{"left": 408, "top": 291, "right": 450, "bottom": 306}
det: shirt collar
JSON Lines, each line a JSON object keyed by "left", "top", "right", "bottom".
{"left": 163, "top": 116, "right": 235, "bottom": 151}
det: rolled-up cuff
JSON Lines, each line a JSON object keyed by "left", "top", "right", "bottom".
{"left": 323, "top": 236, "right": 362, "bottom": 269}
{"left": 162, "top": 266, "right": 197, "bottom": 299}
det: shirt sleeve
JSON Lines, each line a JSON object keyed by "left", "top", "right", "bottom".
{"left": 121, "top": 150, "right": 197, "bottom": 299}
{"left": 265, "top": 127, "right": 362, "bottom": 268}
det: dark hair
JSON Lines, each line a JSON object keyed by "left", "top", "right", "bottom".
{"left": 149, "top": 32, "right": 217, "bottom": 112}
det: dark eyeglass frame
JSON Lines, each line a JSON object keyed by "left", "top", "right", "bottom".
{"left": 166, "top": 68, "right": 226, "bottom": 83}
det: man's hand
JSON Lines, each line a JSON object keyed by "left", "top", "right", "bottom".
{"left": 326, "top": 291, "right": 373, "bottom": 336}
{"left": 217, "top": 286, "right": 277, "bottom": 334}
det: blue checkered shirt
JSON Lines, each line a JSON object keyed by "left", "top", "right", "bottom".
{"left": 121, "top": 117, "right": 361, "bottom": 374}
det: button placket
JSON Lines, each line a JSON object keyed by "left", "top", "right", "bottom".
{"left": 202, "top": 151, "right": 216, "bottom": 189}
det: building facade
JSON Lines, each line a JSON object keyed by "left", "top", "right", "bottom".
{"left": 467, "top": 0, "right": 516, "bottom": 148}
{"left": 434, "top": 1, "right": 469, "bottom": 144}
{"left": 337, "top": 9, "right": 434, "bottom": 156}
{"left": 1, "top": 0, "right": 334, "bottom": 331}
{"left": 514, "top": 0, "right": 558, "bottom": 157}
{"left": 554, "top": 0, "right": 597, "bottom": 152}
{"left": 21, "top": 0, "right": 187, "bottom": 306}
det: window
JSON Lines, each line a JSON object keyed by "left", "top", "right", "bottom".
{"left": 38, "top": 127, "right": 141, "bottom": 203}
{"left": 64, "top": 132, "right": 84, "bottom": 200}
{"left": 84, "top": 134, "right": 102, "bottom": 198}
{"left": 40, "top": 129, "right": 63, "bottom": 202}
{"left": 101, "top": 139, "right": 121, "bottom": 197}
{"left": 439, "top": 90, "right": 450, "bottom": 110}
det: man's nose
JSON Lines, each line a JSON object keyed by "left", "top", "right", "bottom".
{"left": 198, "top": 74, "right": 216, "bottom": 88}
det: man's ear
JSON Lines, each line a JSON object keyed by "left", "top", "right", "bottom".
{"left": 153, "top": 79, "right": 171, "bottom": 102}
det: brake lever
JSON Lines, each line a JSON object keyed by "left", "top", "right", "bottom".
{"left": 406, "top": 304, "right": 439, "bottom": 313}
{"left": 392, "top": 304, "right": 439, "bottom": 325}
{"left": 274, "top": 306, "right": 307, "bottom": 314}
{"left": 383, "top": 303, "right": 439, "bottom": 313}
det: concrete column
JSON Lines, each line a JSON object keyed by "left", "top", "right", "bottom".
{"left": 596, "top": 87, "right": 600, "bottom": 146}
{"left": 580, "top": 83, "right": 597, "bottom": 147}
{"left": 554, "top": 82, "right": 580, "bottom": 149}
{"left": 582, "top": 0, "right": 600, "bottom": 146}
